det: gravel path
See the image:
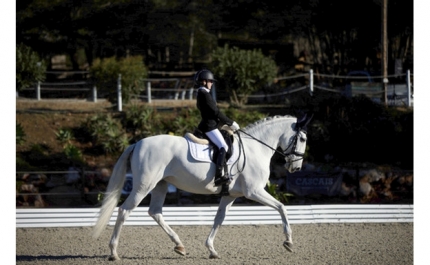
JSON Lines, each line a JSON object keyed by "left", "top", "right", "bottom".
{"left": 16, "top": 223, "right": 413, "bottom": 265}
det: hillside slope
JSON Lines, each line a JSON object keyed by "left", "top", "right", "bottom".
{"left": 16, "top": 99, "right": 196, "bottom": 170}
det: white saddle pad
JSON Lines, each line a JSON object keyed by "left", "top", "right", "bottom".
{"left": 185, "top": 136, "right": 239, "bottom": 165}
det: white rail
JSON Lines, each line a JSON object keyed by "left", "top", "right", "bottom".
{"left": 16, "top": 204, "right": 413, "bottom": 228}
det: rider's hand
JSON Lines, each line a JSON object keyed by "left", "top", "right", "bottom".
{"left": 230, "top": 121, "right": 240, "bottom": 132}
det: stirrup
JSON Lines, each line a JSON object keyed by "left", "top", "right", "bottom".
{"left": 214, "top": 176, "right": 231, "bottom": 186}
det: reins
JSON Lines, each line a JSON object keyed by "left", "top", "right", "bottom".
{"left": 229, "top": 128, "right": 304, "bottom": 176}
{"left": 237, "top": 129, "right": 288, "bottom": 157}
{"left": 228, "top": 130, "right": 246, "bottom": 176}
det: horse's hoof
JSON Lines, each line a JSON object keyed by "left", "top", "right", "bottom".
{"left": 108, "top": 255, "right": 120, "bottom": 261}
{"left": 209, "top": 254, "right": 220, "bottom": 259}
{"left": 174, "top": 246, "right": 186, "bottom": 256}
{"left": 283, "top": 241, "right": 293, "bottom": 252}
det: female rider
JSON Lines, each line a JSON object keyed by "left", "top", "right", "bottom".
{"left": 194, "top": 69, "right": 240, "bottom": 186}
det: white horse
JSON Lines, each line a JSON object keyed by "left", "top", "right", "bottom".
{"left": 92, "top": 114, "right": 312, "bottom": 260}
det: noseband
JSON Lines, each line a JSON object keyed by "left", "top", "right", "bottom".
{"left": 283, "top": 131, "right": 306, "bottom": 161}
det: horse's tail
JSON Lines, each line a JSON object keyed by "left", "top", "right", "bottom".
{"left": 92, "top": 144, "right": 136, "bottom": 239}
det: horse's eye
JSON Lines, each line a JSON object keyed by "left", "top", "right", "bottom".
{"left": 300, "top": 137, "right": 306, "bottom": 142}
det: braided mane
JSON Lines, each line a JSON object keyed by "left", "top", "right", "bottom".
{"left": 242, "top": 115, "right": 296, "bottom": 133}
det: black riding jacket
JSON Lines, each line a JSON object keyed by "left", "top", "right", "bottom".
{"left": 196, "top": 87, "right": 233, "bottom": 132}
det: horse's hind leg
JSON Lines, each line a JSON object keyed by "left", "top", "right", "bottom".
{"left": 109, "top": 189, "right": 149, "bottom": 261}
{"left": 246, "top": 188, "right": 294, "bottom": 252}
{"left": 148, "top": 180, "right": 186, "bottom": 256}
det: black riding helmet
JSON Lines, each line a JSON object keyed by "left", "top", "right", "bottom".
{"left": 194, "top": 69, "right": 217, "bottom": 86}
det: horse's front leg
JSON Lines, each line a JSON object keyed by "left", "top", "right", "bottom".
{"left": 206, "top": 196, "right": 236, "bottom": 259}
{"left": 246, "top": 188, "right": 293, "bottom": 252}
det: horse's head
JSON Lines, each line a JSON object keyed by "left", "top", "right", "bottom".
{"left": 281, "top": 113, "right": 313, "bottom": 173}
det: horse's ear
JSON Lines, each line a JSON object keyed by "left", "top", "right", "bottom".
{"left": 296, "top": 113, "right": 314, "bottom": 131}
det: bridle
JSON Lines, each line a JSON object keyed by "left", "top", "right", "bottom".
{"left": 286, "top": 131, "right": 307, "bottom": 159}
{"left": 229, "top": 128, "right": 306, "bottom": 175}
{"left": 238, "top": 129, "right": 305, "bottom": 160}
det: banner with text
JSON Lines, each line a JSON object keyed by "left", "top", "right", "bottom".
{"left": 285, "top": 172, "right": 343, "bottom": 196}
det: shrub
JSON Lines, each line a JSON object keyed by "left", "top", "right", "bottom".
{"left": 90, "top": 55, "right": 148, "bottom": 104}
{"left": 171, "top": 108, "right": 201, "bottom": 136}
{"left": 55, "top": 128, "right": 84, "bottom": 163}
{"left": 63, "top": 144, "right": 83, "bottom": 163}
{"left": 16, "top": 156, "right": 37, "bottom": 171}
{"left": 211, "top": 45, "right": 278, "bottom": 106}
{"left": 123, "top": 104, "right": 161, "bottom": 141}
{"left": 266, "top": 180, "right": 293, "bottom": 204}
{"left": 16, "top": 43, "right": 46, "bottom": 92}
{"left": 55, "top": 128, "right": 74, "bottom": 147}
{"left": 16, "top": 122, "right": 26, "bottom": 145}
{"left": 303, "top": 93, "right": 413, "bottom": 168}
{"left": 83, "top": 114, "right": 129, "bottom": 155}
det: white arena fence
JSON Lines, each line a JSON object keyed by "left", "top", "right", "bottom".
{"left": 16, "top": 204, "right": 413, "bottom": 228}
{"left": 18, "top": 70, "right": 413, "bottom": 111}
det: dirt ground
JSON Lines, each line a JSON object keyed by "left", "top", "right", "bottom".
{"left": 15, "top": 223, "right": 413, "bottom": 265}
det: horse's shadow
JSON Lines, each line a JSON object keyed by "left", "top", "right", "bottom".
{"left": 16, "top": 254, "right": 188, "bottom": 262}
{"left": 16, "top": 254, "right": 106, "bottom": 261}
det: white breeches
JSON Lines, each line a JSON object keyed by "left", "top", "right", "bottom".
{"left": 205, "top": 129, "right": 229, "bottom": 152}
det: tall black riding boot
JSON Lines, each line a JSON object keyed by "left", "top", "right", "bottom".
{"left": 214, "top": 147, "right": 230, "bottom": 186}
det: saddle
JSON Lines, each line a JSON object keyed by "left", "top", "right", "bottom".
{"left": 185, "top": 125, "right": 234, "bottom": 196}
{"left": 185, "top": 125, "right": 234, "bottom": 163}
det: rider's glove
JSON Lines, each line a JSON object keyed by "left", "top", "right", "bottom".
{"left": 230, "top": 121, "right": 240, "bottom": 132}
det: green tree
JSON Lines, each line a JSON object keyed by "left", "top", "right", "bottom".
{"left": 16, "top": 0, "right": 412, "bottom": 76}
{"left": 211, "top": 45, "right": 278, "bottom": 106}
{"left": 16, "top": 43, "right": 46, "bottom": 92}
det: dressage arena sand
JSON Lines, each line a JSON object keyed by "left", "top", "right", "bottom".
{"left": 16, "top": 223, "right": 413, "bottom": 265}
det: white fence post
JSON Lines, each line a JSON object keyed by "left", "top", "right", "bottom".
{"left": 36, "top": 81, "right": 41, "bottom": 100}
{"left": 92, "top": 85, "right": 97, "bottom": 103}
{"left": 406, "top": 70, "right": 411, "bottom": 107}
{"left": 309, "top": 69, "right": 314, "bottom": 96}
{"left": 117, "top": 74, "right": 122, "bottom": 112}
{"left": 36, "top": 62, "right": 41, "bottom": 100}
{"left": 188, "top": 88, "right": 194, "bottom": 100}
{"left": 147, "top": 81, "right": 152, "bottom": 103}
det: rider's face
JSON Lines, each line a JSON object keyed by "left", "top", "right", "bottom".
{"left": 205, "top": 80, "right": 213, "bottom": 89}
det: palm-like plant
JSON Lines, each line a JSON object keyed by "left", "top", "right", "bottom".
{"left": 266, "top": 180, "right": 293, "bottom": 204}
{"left": 171, "top": 108, "right": 200, "bottom": 136}
{"left": 85, "top": 113, "right": 128, "bottom": 155}
{"left": 124, "top": 104, "right": 159, "bottom": 139}
{"left": 55, "top": 128, "right": 83, "bottom": 163}
{"left": 64, "top": 144, "right": 83, "bottom": 162}
{"left": 55, "top": 128, "right": 73, "bottom": 147}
